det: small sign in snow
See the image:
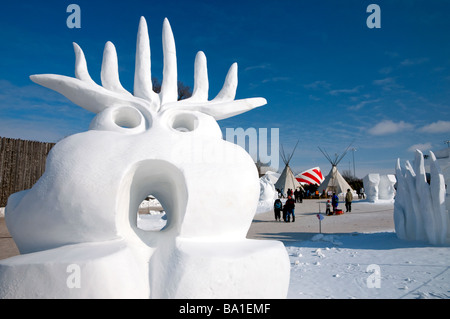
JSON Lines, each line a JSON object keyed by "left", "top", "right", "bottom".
{"left": 316, "top": 213, "right": 324, "bottom": 233}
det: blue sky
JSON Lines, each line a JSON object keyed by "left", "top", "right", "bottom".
{"left": 0, "top": 0, "right": 449, "bottom": 177}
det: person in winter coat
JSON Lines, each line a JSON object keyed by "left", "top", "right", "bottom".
{"left": 284, "top": 196, "right": 296, "bottom": 222}
{"left": 331, "top": 193, "right": 339, "bottom": 214}
{"left": 274, "top": 198, "right": 283, "bottom": 221}
{"left": 345, "top": 189, "right": 353, "bottom": 212}
{"left": 326, "top": 200, "right": 332, "bottom": 215}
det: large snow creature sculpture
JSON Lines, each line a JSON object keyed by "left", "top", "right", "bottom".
{"left": 394, "top": 150, "right": 449, "bottom": 246}
{"left": 0, "top": 17, "right": 290, "bottom": 298}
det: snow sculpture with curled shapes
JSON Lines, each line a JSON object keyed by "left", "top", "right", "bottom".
{"left": 0, "top": 17, "right": 290, "bottom": 298}
{"left": 394, "top": 150, "right": 449, "bottom": 246}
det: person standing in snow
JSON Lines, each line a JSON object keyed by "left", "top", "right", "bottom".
{"left": 287, "top": 188, "right": 292, "bottom": 198}
{"left": 331, "top": 192, "right": 339, "bottom": 214}
{"left": 284, "top": 196, "right": 296, "bottom": 222}
{"left": 345, "top": 189, "right": 353, "bottom": 212}
{"left": 326, "top": 200, "right": 332, "bottom": 215}
{"left": 298, "top": 188, "right": 303, "bottom": 203}
{"left": 274, "top": 198, "right": 283, "bottom": 221}
{"left": 360, "top": 187, "right": 365, "bottom": 199}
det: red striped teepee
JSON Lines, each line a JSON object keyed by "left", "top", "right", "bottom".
{"left": 296, "top": 167, "right": 324, "bottom": 185}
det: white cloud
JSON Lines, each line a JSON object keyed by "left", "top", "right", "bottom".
{"left": 378, "top": 67, "right": 393, "bottom": 75}
{"left": 407, "top": 142, "right": 432, "bottom": 152}
{"left": 347, "top": 98, "right": 380, "bottom": 111}
{"left": 0, "top": 80, "right": 92, "bottom": 142}
{"left": 303, "top": 80, "right": 331, "bottom": 90}
{"left": 400, "top": 57, "right": 429, "bottom": 66}
{"left": 419, "top": 120, "right": 450, "bottom": 133}
{"left": 373, "top": 77, "right": 403, "bottom": 91}
{"left": 244, "top": 63, "right": 271, "bottom": 72}
{"left": 261, "top": 76, "right": 290, "bottom": 83}
{"left": 308, "top": 94, "right": 321, "bottom": 101}
{"left": 368, "top": 120, "right": 414, "bottom": 136}
{"left": 328, "top": 85, "right": 362, "bottom": 96}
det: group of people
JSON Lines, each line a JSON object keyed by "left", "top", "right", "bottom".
{"left": 273, "top": 196, "right": 296, "bottom": 222}
{"left": 274, "top": 189, "right": 355, "bottom": 221}
{"left": 276, "top": 188, "right": 304, "bottom": 203}
{"left": 325, "top": 189, "right": 353, "bottom": 215}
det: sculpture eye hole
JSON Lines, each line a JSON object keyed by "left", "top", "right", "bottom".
{"left": 89, "top": 105, "right": 147, "bottom": 133}
{"left": 113, "top": 106, "right": 143, "bottom": 129}
{"left": 170, "top": 112, "right": 198, "bottom": 132}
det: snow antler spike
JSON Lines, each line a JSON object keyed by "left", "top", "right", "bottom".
{"left": 213, "top": 63, "right": 238, "bottom": 102}
{"left": 73, "top": 43, "right": 96, "bottom": 85}
{"left": 30, "top": 17, "right": 266, "bottom": 119}
{"left": 134, "top": 17, "right": 159, "bottom": 108}
{"left": 190, "top": 51, "right": 208, "bottom": 102}
{"left": 160, "top": 18, "right": 177, "bottom": 105}
{"left": 101, "top": 41, "right": 131, "bottom": 95}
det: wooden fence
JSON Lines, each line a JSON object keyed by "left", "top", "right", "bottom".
{"left": 0, "top": 137, "right": 55, "bottom": 207}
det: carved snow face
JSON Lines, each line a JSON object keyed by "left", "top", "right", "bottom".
{"left": 7, "top": 17, "right": 267, "bottom": 253}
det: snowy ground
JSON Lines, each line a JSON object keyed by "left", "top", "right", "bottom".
{"left": 286, "top": 232, "right": 450, "bottom": 299}
{"left": 249, "top": 199, "right": 450, "bottom": 299}
{"left": 2, "top": 198, "right": 449, "bottom": 299}
{"left": 137, "top": 208, "right": 450, "bottom": 299}
{"left": 137, "top": 212, "right": 167, "bottom": 231}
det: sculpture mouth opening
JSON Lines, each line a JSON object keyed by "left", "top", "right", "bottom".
{"left": 117, "top": 159, "right": 187, "bottom": 243}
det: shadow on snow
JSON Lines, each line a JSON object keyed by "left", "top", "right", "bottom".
{"left": 250, "top": 231, "right": 435, "bottom": 250}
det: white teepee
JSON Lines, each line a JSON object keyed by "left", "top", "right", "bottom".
{"left": 317, "top": 144, "right": 353, "bottom": 195}
{"left": 275, "top": 142, "right": 302, "bottom": 195}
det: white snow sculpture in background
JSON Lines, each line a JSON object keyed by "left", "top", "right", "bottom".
{"left": 394, "top": 150, "right": 449, "bottom": 246}
{"left": 0, "top": 17, "right": 290, "bottom": 298}
{"left": 363, "top": 173, "right": 396, "bottom": 202}
{"left": 256, "top": 173, "right": 278, "bottom": 214}
{"left": 379, "top": 174, "right": 396, "bottom": 200}
{"left": 363, "top": 174, "right": 380, "bottom": 202}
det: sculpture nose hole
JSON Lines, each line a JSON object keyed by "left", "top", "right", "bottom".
{"left": 137, "top": 195, "right": 167, "bottom": 231}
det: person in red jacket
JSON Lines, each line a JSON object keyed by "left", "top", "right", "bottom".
{"left": 284, "top": 196, "right": 296, "bottom": 222}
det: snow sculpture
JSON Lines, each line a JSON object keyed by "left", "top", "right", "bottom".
{"left": 0, "top": 17, "right": 290, "bottom": 298}
{"left": 363, "top": 174, "right": 380, "bottom": 202}
{"left": 256, "top": 173, "right": 278, "bottom": 214}
{"left": 394, "top": 150, "right": 449, "bottom": 246}
{"left": 363, "top": 173, "right": 396, "bottom": 202}
{"left": 425, "top": 147, "right": 450, "bottom": 196}
{"left": 378, "top": 174, "right": 396, "bottom": 200}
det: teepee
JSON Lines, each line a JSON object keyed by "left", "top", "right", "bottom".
{"left": 275, "top": 141, "right": 303, "bottom": 195}
{"left": 317, "top": 144, "right": 353, "bottom": 195}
